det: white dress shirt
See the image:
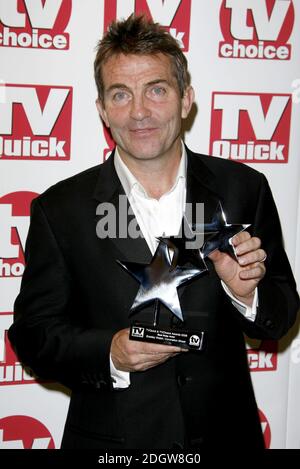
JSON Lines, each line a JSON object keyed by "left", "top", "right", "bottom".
{"left": 110, "top": 145, "right": 257, "bottom": 388}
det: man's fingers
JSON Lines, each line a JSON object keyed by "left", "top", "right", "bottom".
{"left": 111, "top": 327, "right": 187, "bottom": 373}
{"left": 239, "top": 263, "right": 266, "bottom": 281}
{"left": 237, "top": 248, "right": 267, "bottom": 266}
{"left": 112, "top": 329, "right": 183, "bottom": 354}
{"left": 207, "top": 249, "right": 223, "bottom": 263}
{"left": 231, "top": 231, "right": 251, "bottom": 246}
{"left": 131, "top": 341, "right": 184, "bottom": 355}
{"left": 132, "top": 351, "right": 182, "bottom": 372}
{"left": 119, "top": 350, "right": 182, "bottom": 372}
{"left": 233, "top": 235, "right": 261, "bottom": 255}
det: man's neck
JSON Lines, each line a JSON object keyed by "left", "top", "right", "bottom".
{"left": 117, "top": 144, "right": 183, "bottom": 200}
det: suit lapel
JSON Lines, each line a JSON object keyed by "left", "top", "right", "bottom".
{"left": 93, "top": 151, "right": 152, "bottom": 264}
{"left": 173, "top": 148, "right": 222, "bottom": 302}
{"left": 185, "top": 147, "right": 222, "bottom": 226}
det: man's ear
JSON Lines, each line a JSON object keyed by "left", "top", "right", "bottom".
{"left": 181, "top": 86, "right": 195, "bottom": 119}
{"left": 96, "top": 98, "right": 110, "bottom": 128}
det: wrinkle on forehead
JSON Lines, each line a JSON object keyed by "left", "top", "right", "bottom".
{"left": 102, "top": 53, "right": 179, "bottom": 94}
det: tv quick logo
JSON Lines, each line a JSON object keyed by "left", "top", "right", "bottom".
{"left": 219, "top": 0, "right": 294, "bottom": 60}
{"left": 103, "top": 0, "right": 191, "bottom": 51}
{"left": 209, "top": 92, "right": 292, "bottom": 163}
{"left": 246, "top": 338, "right": 278, "bottom": 372}
{"left": 0, "top": 84, "right": 72, "bottom": 160}
{"left": 0, "top": 416, "right": 55, "bottom": 448}
{"left": 0, "top": 312, "right": 38, "bottom": 386}
{"left": 0, "top": 191, "right": 38, "bottom": 278}
{"left": 0, "top": 0, "right": 72, "bottom": 50}
{"left": 258, "top": 409, "right": 271, "bottom": 448}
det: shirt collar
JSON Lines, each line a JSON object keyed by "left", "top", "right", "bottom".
{"left": 114, "top": 142, "right": 187, "bottom": 199}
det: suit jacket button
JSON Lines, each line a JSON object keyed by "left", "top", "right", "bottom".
{"left": 172, "top": 441, "right": 184, "bottom": 449}
{"left": 264, "top": 319, "right": 274, "bottom": 329}
{"left": 190, "top": 437, "right": 204, "bottom": 448}
{"left": 177, "top": 375, "right": 186, "bottom": 386}
{"left": 177, "top": 375, "right": 192, "bottom": 386}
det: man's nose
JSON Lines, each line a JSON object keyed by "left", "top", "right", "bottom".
{"left": 129, "top": 95, "right": 151, "bottom": 121}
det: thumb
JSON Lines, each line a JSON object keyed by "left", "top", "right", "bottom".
{"left": 207, "top": 249, "right": 223, "bottom": 263}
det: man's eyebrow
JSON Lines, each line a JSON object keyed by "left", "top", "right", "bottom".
{"left": 105, "top": 79, "right": 172, "bottom": 94}
{"left": 144, "top": 79, "right": 171, "bottom": 87}
{"left": 105, "top": 83, "right": 131, "bottom": 94}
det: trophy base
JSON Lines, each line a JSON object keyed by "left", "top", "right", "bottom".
{"left": 130, "top": 322, "right": 205, "bottom": 351}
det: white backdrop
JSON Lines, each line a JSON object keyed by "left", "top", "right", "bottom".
{"left": 0, "top": 0, "right": 299, "bottom": 449}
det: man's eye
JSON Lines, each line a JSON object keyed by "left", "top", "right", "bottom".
{"left": 151, "top": 87, "right": 166, "bottom": 96}
{"left": 113, "top": 91, "right": 129, "bottom": 102}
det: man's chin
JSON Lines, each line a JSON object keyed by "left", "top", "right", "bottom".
{"left": 119, "top": 146, "right": 165, "bottom": 162}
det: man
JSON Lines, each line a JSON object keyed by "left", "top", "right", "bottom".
{"left": 9, "top": 15, "right": 299, "bottom": 450}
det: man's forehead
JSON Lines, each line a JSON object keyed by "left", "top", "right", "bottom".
{"left": 102, "top": 52, "right": 175, "bottom": 84}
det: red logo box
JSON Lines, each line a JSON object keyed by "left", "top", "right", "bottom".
{"left": 103, "top": 0, "right": 191, "bottom": 52}
{"left": 0, "top": 84, "right": 72, "bottom": 161}
{"left": 247, "top": 339, "right": 278, "bottom": 372}
{"left": 209, "top": 92, "right": 292, "bottom": 163}
{"left": 0, "top": 191, "right": 38, "bottom": 278}
{"left": 219, "top": 0, "right": 294, "bottom": 60}
{"left": 0, "top": 0, "right": 72, "bottom": 50}
{"left": 0, "top": 312, "right": 37, "bottom": 386}
{"left": 258, "top": 409, "right": 271, "bottom": 449}
{"left": 0, "top": 416, "right": 55, "bottom": 448}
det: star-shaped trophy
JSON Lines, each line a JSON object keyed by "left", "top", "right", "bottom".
{"left": 117, "top": 201, "right": 250, "bottom": 351}
{"left": 160, "top": 215, "right": 207, "bottom": 270}
{"left": 117, "top": 239, "right": 207, "bottom": 351}
{"left": 193, "top": 202, "right": 250, "bottom": 259}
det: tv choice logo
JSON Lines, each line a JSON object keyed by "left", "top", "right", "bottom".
{"left": 0, "top": 312, "right": 41, "bottom": 386}
{"left": 219, "top": 0, "right": 294, "bottom": 60}
{"left": 0, "top": 191, "right": 38, "bottom": 278}
{"left": 259, "top": 409, "right": 271, "bottom": 448}
{"left": 0, "top": 415, "right": 55, "bottom": 448}
{"left": 246, "top": 338, "right": 278, "bottom": 372}
{"left": 103, "top": 0, "right": 191, "bottom": 51}
{"left": 209, "top": 92, "right": 292, "bottom": 163}
{"left": 0, "top": 84, "right": 72, "bottom": 161}
{"left": 0, "top": 0, "right": 72, "bottom": 50}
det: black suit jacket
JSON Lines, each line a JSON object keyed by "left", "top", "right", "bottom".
{"left": 9, "top": 147, "right": 299, "bottom": 449}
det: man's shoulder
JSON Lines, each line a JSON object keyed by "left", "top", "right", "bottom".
{"left": 36, "top": 163, "right": 104, "bottom": 210}
{"left": 188, "top": 148, "right": 261, "bottom": 180}
{"left": 187, "top": 148, "right": 264, "bottom": 192}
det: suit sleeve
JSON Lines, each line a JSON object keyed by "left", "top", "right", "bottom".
{"left": 8, "top": 198, "right": 115, "bottom": 390}
{"left": 233, "top": 173, "right": 299, "bottom": 339}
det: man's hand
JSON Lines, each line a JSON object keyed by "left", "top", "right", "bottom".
{"left": 110, "top": 328, "right": 186, "bottom": 372}
{"left": 208, "top": 231, "right": 266, "bottom": 306}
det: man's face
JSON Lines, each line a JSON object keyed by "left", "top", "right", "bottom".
{"left": 96, "top": 53, "right": 194, "bottom": 163}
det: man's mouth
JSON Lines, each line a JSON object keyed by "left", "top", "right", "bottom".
{"left": 130, "top": 128, "right": 158, "bottom": 136}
